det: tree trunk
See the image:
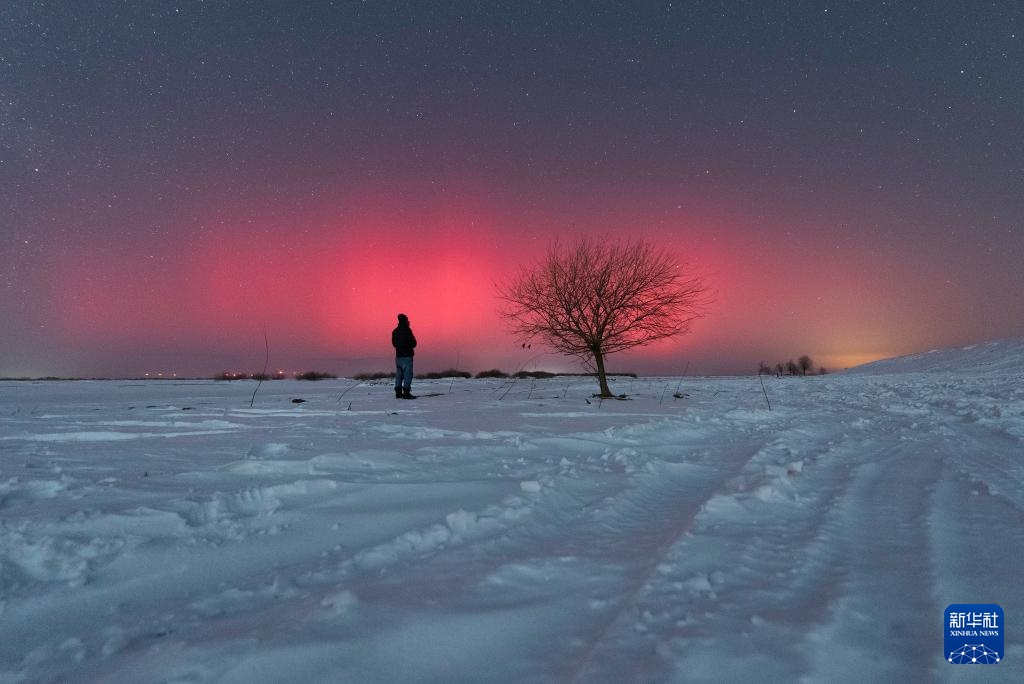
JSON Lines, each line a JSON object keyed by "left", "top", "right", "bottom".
{"left": 592, "top": 348, "right": 613, "bottom": 397}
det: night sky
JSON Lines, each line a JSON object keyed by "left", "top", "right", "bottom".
{"left": 3, "top": 1, "right": 1022, "bottom": 378}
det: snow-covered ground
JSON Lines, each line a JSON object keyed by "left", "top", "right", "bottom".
{"left": 2, "top": 339, "right": 1023, "bottom": 682}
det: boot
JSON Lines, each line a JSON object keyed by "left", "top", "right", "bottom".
{"left": 402, "top": 387, "right": 416, "bottom": 400}
{"left": 395, "top": 387, "right": 403, "bottom": 399}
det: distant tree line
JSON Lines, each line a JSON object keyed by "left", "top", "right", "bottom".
{"left": 758, "top": 355, "right": 828, "bottom": 377}
{"left": 351, "top": 369, "right": 639, "bottom": 381}
{"left": 216, "top": 371, "right": 337, "bottom": 381}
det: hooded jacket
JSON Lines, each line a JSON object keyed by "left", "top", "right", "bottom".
{"left": 392, "top": 316, "right": 417, "bottom": 357}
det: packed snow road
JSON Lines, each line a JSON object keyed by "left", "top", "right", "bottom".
{"left": 1, "top": 343, "right": 1022, "bottom": 681}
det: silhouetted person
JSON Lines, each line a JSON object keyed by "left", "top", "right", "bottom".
{"left": 392, "top": 313, "right": 417, "bottom": 399}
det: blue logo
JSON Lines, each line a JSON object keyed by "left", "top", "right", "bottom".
{"left": 945, "top": 604, "right": 1003, "bottom": 664}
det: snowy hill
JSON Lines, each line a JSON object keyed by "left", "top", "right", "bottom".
{"left": 845, "top": 337, "right": 1024, "bottom": 375}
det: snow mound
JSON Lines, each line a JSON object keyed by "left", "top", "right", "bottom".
{"left": 846, "top": 338, "right": 1024, "bottom": 376}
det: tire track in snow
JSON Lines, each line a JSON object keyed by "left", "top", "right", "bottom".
{"left": 928, "top": 420, "right": 1024, "bottom": 680}
{"left": 567, "top": 426, "right": 860, "bottom": 682}
{"left": 799, "top": 440, "right": 943, "bottom": 682}
{"left": 301, "top": 428, "right": 776, "bottom": 683}
{"left": 542, "top": 435, "right": 791, "bottom": 682}
{"left": 937, "top": 419, "right": 1024, "bottom": 514}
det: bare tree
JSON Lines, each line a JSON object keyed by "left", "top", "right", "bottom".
{"left": 798, "top": 355, "right": 813, "bottom": 376}
{"left": 497, "top": 237, "right": 708, "bottom": 397}
{"left": 785, "top": 359, "right": 799, "bottom": 376}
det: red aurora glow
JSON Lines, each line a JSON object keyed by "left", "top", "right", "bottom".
{"left": 40, "top": 184, "right": 980, "bottom": 378}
